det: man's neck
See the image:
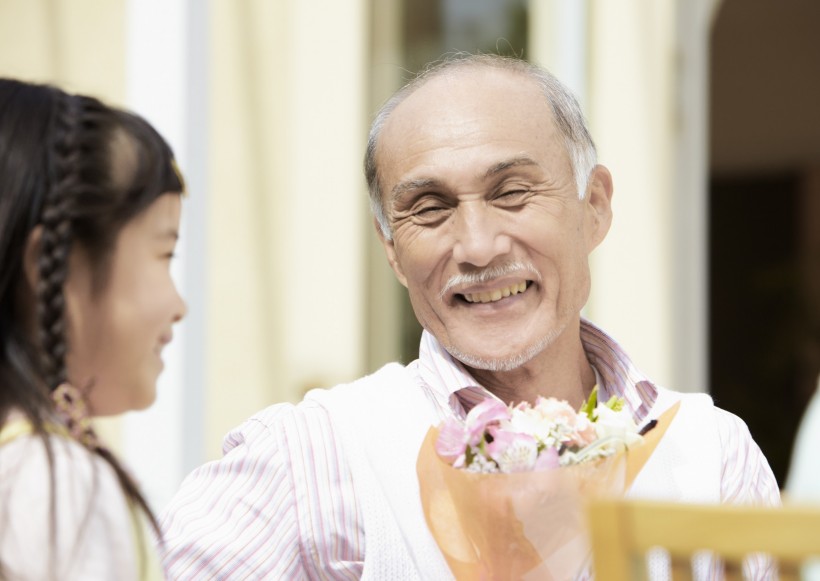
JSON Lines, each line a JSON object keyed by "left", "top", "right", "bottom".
{"left": 466, "top": 329, "right": 596, "bottom": 409}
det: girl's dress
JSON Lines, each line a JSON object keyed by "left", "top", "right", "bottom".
{"left": 0, "top": 416, "right": 163, "bottom": 580}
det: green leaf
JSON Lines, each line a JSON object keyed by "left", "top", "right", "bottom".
{"left": 605, "top": 395, "right": 625, "bottom": 412}
{"left": 580, "top": 386, "right": 598, "bottom": 420}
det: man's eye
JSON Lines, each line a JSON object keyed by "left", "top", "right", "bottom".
{"left": 411, "top": 204, "right": 450, "bottom": 224}
{"left": 498, "top": 189, "right": 526, "bottom": 200}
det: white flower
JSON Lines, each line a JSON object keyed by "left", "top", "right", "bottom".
{"left": 465, "top": 453, "right": 500, "bottom": 474}
{"left": 594, "top": 405, "right": 642, "bottom": 447}
{"left": 507, "top": 406, "right": 558, "bottom": 447}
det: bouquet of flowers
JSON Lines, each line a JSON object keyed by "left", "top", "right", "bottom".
{"left": 435, "top": 388, "right": 642, "bottom": 475}
{"left": 417, "top": 388, "right": 677, "bottom": 580}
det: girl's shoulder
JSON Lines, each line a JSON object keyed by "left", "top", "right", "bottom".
{"left": 2, "top": 417, "right": 96, "bottom": 474}
{"left": 0, "top": 416, "right": 141, "bottom": 581}
{"left": 0, "top": 414, "right": 103, "bottom": 489}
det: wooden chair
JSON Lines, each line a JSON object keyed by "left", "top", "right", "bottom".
{"left": 587, "top": 499, "right": 820, "bottom": 580}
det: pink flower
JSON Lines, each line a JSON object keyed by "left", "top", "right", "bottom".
{"left": 436, "top": 417, "right": 469, "bottom": 464}
{"left": 565, "top": 414, "right": 597, "bottom": 448}
{"left": 486, "top": 427, "right": 538, "bottom": 473}
{"left": 533, "top": 397, "right": 578, "bottom": 423}
{"left": 465, "top": 398, "right": 509, "bottom": 445}
{"left": 435, "top": 398, "right": 509, "bottom": 464}
{"left": 533, "top": 446, "right": 560, "bottom": 471}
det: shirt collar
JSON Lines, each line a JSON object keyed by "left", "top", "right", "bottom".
{"left": 416, "top": 318, "right": 658, "bottom": 423}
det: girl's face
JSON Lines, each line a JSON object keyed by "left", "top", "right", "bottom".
{"left": 63, "top": 193, "right": 186, "bottom": 416}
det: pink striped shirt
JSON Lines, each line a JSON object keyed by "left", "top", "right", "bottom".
{"left": 160, "top": 320, "right": 780, "bottom": 579}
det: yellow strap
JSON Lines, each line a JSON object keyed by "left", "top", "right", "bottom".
{"left": 0, "top": 417, "right": 71, "bottom": 446}
{"left": 0, "top": 417, "right": 35, "bottom": 445}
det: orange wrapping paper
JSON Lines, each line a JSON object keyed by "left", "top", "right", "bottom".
{"left": 417, "top": 402, "right": 680, "bottom": 580}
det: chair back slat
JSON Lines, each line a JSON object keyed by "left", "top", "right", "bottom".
{"left": 669, "top": 557, "right": 693, "bottom": 581}
{"left": 723, "top": 561, "right": 743, "bottom": 581}
{"left": 588, "top": 500, "right": 820, "bottom": 580}
{"left": 779, "top": 562, "right": 801, "bottom": 581}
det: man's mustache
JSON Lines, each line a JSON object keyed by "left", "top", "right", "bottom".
{"left": 439, "top": 262, "right": 541, "bottom": 300}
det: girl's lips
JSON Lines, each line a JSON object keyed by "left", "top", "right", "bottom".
{"left": 154, "top": 332, "right": 173, "bottom": 356}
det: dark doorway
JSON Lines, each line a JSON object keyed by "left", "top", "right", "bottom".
{"left": 709, "top": 173, "right": 818, "bottom": 485}
{"left": 710, "top": 0, "right": 820, "bottom": 486}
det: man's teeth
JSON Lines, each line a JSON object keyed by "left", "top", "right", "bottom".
{"left": 462, "top": 281, "right": 528, "bottom": 304}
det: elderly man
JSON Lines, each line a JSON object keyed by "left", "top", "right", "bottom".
{"left": 161, "top": 55, "right": 779, "bottom": 580}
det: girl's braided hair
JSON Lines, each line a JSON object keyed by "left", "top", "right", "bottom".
{"left": 0, "top": 78, "right": 184, "bottom": 550}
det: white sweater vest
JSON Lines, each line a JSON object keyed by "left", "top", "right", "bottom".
{"left": 306, "top": 364, "right": 722, "bottom": 580}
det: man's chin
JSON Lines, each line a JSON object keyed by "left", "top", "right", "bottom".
{"left": 444, "top": 326, "right": 565, "bottom": 373}
{"left": 446, "top": 343, "right": 541, "bottom": 373}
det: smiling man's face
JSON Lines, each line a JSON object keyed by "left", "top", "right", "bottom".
{"left": 376, "top": 66, "right": 611, "bottom": 371}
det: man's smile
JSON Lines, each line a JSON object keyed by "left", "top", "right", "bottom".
{"left": 457, "top": 280, "right": 533, "bottom": 304}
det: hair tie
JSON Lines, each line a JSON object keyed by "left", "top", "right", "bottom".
{"left": 51, "top": 382, "right": 99, "bottom": 449}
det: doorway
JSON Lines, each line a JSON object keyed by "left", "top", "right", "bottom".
{"left": 709, "top": 0, "right": 820, "bottom": 485}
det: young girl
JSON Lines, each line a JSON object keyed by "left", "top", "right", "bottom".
{"left": 0, "top": 78, "right": 186, "bottom": 579}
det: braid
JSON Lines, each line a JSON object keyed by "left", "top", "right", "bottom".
{"left": 35, "top": 94, "right": 164, "bottom": 542}
{"left": 37, "top": 93, "right": 81, "bottom": 390}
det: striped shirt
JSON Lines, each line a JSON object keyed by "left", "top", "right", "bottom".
{"left": 160, "top": 319, "right": 780, "bottom": 580}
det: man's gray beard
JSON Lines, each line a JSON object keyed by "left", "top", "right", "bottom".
{"left": 444, "top": 323, "right": 566, "bottom": 372}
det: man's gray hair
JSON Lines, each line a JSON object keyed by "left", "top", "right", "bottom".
{"left": 364, "top": 53, "right": 598, "bottom": 240}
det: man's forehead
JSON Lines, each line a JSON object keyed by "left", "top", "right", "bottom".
{"left": 379, "top": 67, "right": 548, "bottom": 149}
{"left": 381, "top": 70, "right": 552, "bottom": 152}
{"left": 394, "top": 66, "right": 536, "bottom": 116}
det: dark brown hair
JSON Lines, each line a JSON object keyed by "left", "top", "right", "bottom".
{"left": 0, "top": 78, "right": 184, "bottom": 569}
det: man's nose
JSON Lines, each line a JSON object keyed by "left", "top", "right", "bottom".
{"left": 451, "top": 205, "right": 512, "bottom": 267}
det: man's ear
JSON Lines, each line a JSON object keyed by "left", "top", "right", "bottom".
{"left": 584, "top": 165, "right": 614, "bottom": 251}
{"left": 374, "top": 217, "right": 408, "bottom": 288}
{"left": 23, "top": 225, "right": 43, "bottom": 291}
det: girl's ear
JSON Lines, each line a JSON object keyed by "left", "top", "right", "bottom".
{"left": 23, "top": 225, "right": 43, "bottom": 291}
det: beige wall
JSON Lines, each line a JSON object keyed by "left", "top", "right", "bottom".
{"left": 0, "top": 0, "right": 126, "bottom": 99}
{"left": 205, "top": 0, "right": 369, "bottom": 456}
{"left": 586, "top": 0, "right": 677, "bottom": 388}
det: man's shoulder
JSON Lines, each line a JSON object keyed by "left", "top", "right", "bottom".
{"left": 653, "top": 385, "right": 754, "bottom": 442}
{"left": 225, "top": 363, "right": 413, "bottom": 440}
{"left": 654, "top": 385, "right": 714, "bottom": 409}
{"left": 305, "top": 362, "right": 414, "bottom": 404}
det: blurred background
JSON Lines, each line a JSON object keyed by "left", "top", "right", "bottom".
{"left": 1, "top": 0, "right": 819, "bottom": 511}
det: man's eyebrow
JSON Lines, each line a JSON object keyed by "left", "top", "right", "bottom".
{"left": 389, "top": 157, "right": 539, "bottom": 202}
{"left": 390, "top": 178, "right": 443, "bottom": 202}
{"left": 483, "top": 156, "right": 540, "bottom": 179}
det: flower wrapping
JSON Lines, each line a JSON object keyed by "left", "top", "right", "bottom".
{"left": 417, "top": 396, "right": 680, "bottom": 580}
